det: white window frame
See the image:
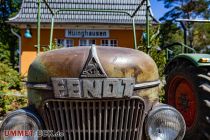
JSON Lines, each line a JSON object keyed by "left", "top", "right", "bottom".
{"left": 101, "top": 39, "right": 118, "bottom": 47}
{"left": 65, "top": 39, "right": 74, "bottom": 47}
{"left": 56, "top": 39, "right": 65, "bottom": 47}
{"left": 56, "top": 39, "right": 74, "bottom": 47}
{"left": 79, "top": 39, "right": 96, "bottom": 46}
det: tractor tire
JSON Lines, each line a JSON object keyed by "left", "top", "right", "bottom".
{"left": 165, "top": 59, "right": 210, "bottom": 140}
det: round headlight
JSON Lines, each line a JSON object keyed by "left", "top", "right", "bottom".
{"left": 145, "top": 105, "right": 186, "bottom": 140}
{"left": 0, "top": 109, "right": 42, "bottom": 140}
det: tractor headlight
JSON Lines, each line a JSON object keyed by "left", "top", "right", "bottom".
{"left": 145, "top": 105, "right": 186, "bottom": 140}
{"left": 0, "top": 109, "right": 42, "bottom": 140}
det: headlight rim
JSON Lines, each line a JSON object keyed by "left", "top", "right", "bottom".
{"left": 0, "top": 108, "right": 44, "bottom": 139}
{"left": 145, "top": 104, "right": 186, "bottom": 140}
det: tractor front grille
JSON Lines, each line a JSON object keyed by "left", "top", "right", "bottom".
{"left": 42, "top": 98, "right": 145, "bottom": 140}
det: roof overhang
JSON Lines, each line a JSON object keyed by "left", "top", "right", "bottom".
{"left": 8, "top": 0, "right": 158, "bottom": 27}
{"left": 9, "top": 22, "right": 151, "bottom": 30}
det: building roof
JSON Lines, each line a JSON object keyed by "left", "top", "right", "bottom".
{"left": 9, "top": 0, "right": 158, "bottom": 25}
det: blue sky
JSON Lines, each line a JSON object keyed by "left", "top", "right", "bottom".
{"left": 150, "top": 0, "right": 169, "bottom": 21}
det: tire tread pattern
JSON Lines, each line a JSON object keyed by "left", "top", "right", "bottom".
{"left": 165, "top": 59, "right": 210, "bottom": 140}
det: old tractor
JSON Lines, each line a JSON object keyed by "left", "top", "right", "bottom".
{"left": 164, "top": 19, "right": 210, "bottom": 140}
{"left": 0, "top": 0, "right": 186, "bottom": 140}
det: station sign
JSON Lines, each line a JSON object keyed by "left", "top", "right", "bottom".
{"left": 65, "top": 29, "right": 109, "bottom": 38}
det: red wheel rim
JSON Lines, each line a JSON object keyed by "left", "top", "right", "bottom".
{"left": 167, "top": 75, "right": 197, "bottom": 129}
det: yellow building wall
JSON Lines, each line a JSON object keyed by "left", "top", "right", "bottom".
{"left": 20, "top": 29, "right": 142, "bottom": 76}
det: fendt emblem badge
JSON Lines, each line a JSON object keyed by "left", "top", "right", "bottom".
{"left": 51, "top": 46, "right": 135, "bottom": 98}
{"left": 80, "top": 56, "right": 106, "bottom": 78}
{"left": 80, "top": 46, "right": 107, "bottom": 78}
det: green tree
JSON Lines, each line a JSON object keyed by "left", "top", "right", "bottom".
{"left": 0, "top": 42, "right": 10, "bottom": 65}
{"left": 159, "top": 0, "right": 210, "bottom": 21}
{"left": 159, "top": 21, "right": 184, "bottom": 56}
{"left": 0, "top": 0, "right": 22, "bottom": 68}
{"left": 138, "top": 25, "right": 167, "bottom": 77}
{"left": 0, "top": 62, "right": 21, "bottom": 91}
{"left": 158, "top": 0, "right": 210, "bottom": 51}
{"left": 192, "top": 23, "right": 210, "bottom": 51}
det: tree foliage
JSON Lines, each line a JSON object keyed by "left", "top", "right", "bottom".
{"left": 0, "top": 42, "right": 10, "bottom": 65}
{"left": 0, "top": 0, "right": 22, "bottom": 20}
{"left": 0, "top": 94, "right": 27, "bottom": 117}
{"left": 0, "top": 0, "right": 22, "bottom": 68}
{"left": 158, "top": 0, "right": 210, "bottom": 51}
{"left": 138, "top": 25, "right": 167, "bottom": 78}
{"left": 192, "top": 23, "right": 210, "bottom": 51}
{"left": 159, "top": 21, "right": 183, "bottom": 45}
{"left": 159, "top": 21, "right": 184, "bottom": 56}
{"left": 0, "top": 62, "right": 22, "bottom": 91}
{"left": 159, "top": 0, "right": 210, "bottom": 21}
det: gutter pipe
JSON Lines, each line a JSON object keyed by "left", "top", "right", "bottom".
{"left": 11, "top": 28, "right": 21, "bottom": 74}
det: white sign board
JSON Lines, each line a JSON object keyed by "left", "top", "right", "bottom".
{"left": 65, "top": 29, "right": 109, "bottom": 38}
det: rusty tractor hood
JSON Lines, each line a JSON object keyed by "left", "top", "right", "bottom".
{"left": 28, "top": 46, "right": 159, "bottom": 84}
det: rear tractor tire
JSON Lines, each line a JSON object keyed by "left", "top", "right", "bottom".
{"left": 165, "top": 59, "right": 210, "bottom": 140}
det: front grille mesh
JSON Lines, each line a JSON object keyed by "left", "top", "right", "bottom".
{"left": 42, "top": 98, "right": 145, "bottom": 140}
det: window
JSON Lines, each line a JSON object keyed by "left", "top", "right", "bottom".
{"left": 101, "top": 39, "right": 117, "bottom": 47}
{"left": 56, "top": 39, "right": 74, "bottom": 47}
{"left": 57, "top": 39, "right": 65, "bottom": 47}
{"left": 79, "top": 39, "right": 96, "bottom": 46}
{"left": 66, "top": 39, "right": 74, "bottom": 47}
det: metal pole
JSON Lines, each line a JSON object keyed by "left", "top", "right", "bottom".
{"left": 132, "top": 18, "right": 137, "bottom": 49}
{"left": 37, "top": 0, "right": 41, "bottom": 54}
{"left": 146, "top": 0, "right": 150, "bottom": 50}
{"left": 176, "top": 19, "right": 210, "bottom": 23}
{"left": 54, "top": 8, "right": 132, "bottom": 17}
{"left": 41, "top": 0, "right": 145, "bottom": 51}
{"left": 49, "top": 17, "right": 54, "bottom": 50}
{"left": 184, "top": 28, "right": 187, "bottom": 47}
{"left": 50, "top": 8, "right": 134, "bottom": 50}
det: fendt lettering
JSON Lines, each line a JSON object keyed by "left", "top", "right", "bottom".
{"left": 52, "top": 78, "right": 134, "bottom": 98}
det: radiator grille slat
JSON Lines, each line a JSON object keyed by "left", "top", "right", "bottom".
{"left": 43, "top": 106, "right": 51, "bottom": 131}
{"left": 48, "top": 103, "right": 56, "bottom": 132}
{"left": 64, "top": 102, "right": 71, "bottom": 140}
{"left": 53, "top": 102, "right": 60, "bottom": 131}
{"left": 81, "top": 102, "right": 86, "bottom": 140}
{"left": 93, "top": 102, "right": 96, "bottom": 140}
{"left": 108, "top": 101, "right": 114, "bottom": 140}
{"left": 118, "top": 100, "right": 125, "bottom": 140}
{"left": 42, "top": 98, "right": 145, "bottom": 140}
{"left": 131, "top": 101, "right": 140, "bottom": 140}
{"left": 137, "top": 101, "right": 144, "bottom": 140}
{"left": 76, "top": 103, "right": 81, "bottom": 140}
{"left": 58, "top": 102, "right": 66, "bottom": 140}
{"left": 99, "top": 102, "right": 102, "bottom": 140}
{"left": 104, "top": 102, "right": 108, "bottom": 140}
{"left": 123, "top": 100, "right": 130, "bottom": 140}
{"left": 113, "top": 101, "right": 120, "bottom": 140}
{"left": 127, "top": 100, "right": 135, "bottom": 139}
{"left": 70, "top": 102, "right": 76, "bottom": 140}
{"left": 87, "top": 102, "right": 90, "bottom": 140}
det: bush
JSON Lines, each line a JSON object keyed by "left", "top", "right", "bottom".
{"left": 138, "top": 26, "right": 167, "bottom": 78}
{"left": 0, "top": 93, "right": 27, "bottom": 117}
{"left": 138, "top": 26, "right": 167, "bottom": 103}
{"left": 148, "top": 46, "right": 166, "bottom": 78}
{"left": 0, "top": 42, "right": 10, "bottom": 65}
{"left": 0, "top": 62, "right": 22, "bottom": 91}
